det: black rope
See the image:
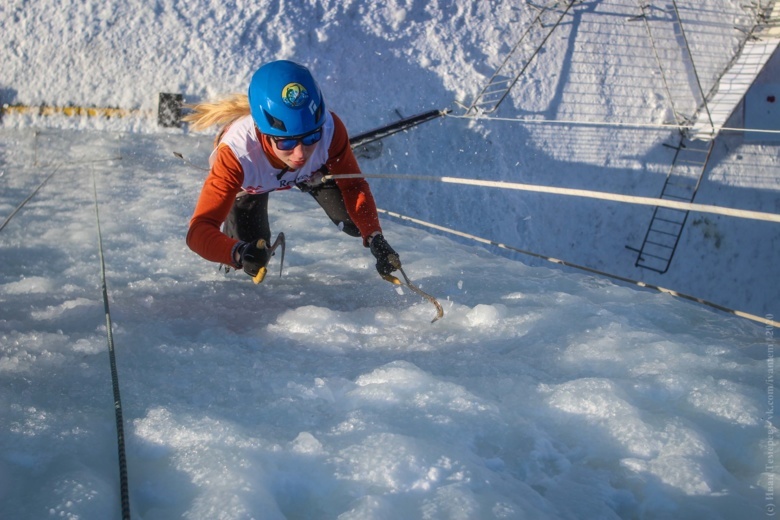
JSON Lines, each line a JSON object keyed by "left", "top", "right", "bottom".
{"left": 348, "top": 108, "right": 449, "bottom": 148}
{"left": 91, "top": 170, "right": 131, "bottom": 520}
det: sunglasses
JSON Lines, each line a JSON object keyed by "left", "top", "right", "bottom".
{"left": 271, "top": 128, "right": 323, "bottom": 151}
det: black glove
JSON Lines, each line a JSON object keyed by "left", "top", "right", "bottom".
{"left": 234, "top": 240, "right": 270, "bottom": 277}
{"left": 369, "top": 234, "right": 400, "bottom": 276}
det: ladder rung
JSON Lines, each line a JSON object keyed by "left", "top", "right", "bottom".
{"left": 480, "top": 86, "right": 511, "bottom": 96}
{"left": 654, "top": 208, "right": 688, "bottom": 218}
{"left": 640, "top": 251, "right": 673, "bottom": 261}
{"left": 485, "top": 78, "right": 514, "bottom": 87}
{"left": 666, "top": 178, "right": 696, "bottom": 186}
{"left": 652, "top": 217, "right": 686, "bottom": 227}
{"left": 647, "top": 235, "right": 678, "bottom": 248}
{"left": 651, "top": 215, "right": 685, "bottom": 226}
{"left": 661, "top": 186, "right": 694, "bottom": 195}
{"left": 648, "top": 228, "right": 680, "bottom": 238}
{"left": 663, "top": 182, "right": 693, "bottom": 190}
{"left": 661, "top": 194, "right": 694, "bottom": 202}
{"left": 663, "top": 186, "right": 695, "bottom": 194}
{"left": 645, "top": 240, "right": 675, "bottom": 250}
{"left": 663, "top": 184, "right": 695, "bottom": 193}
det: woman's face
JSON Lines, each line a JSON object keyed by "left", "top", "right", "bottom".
{"left": 270, "top": 138, "right": 317, "bottom": 170}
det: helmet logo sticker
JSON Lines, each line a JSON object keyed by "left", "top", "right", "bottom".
{"left": 281, "top": 83, "right": 309, "bottom": 108}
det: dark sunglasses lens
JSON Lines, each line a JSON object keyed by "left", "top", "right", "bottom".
{"left": 301, "top": 129, "right": 323, "bottom": 146}
{"left": 274, "top": 138, "right": 298, "bottom": 151}
{"left": 273, "top": 129, "right": 322, "bottom": 150}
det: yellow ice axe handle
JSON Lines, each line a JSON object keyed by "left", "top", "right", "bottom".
{"left": 252, "top": 266, "right": 268, "bottom": 285}
{"left": 382, "top": 274, "right": 403, "bottom": 285}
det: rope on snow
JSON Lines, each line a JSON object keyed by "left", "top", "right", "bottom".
{"left": 91, "top": 167, "right": 132, "bottom": 520}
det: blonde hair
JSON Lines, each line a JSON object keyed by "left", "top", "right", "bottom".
{"left": 182, "top": 93, "right": 251, "bottom": 131}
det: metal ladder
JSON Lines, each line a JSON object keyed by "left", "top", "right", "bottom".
{"left": 632, "top": 136, "right": 713, "bottom": 273}
{"left": 633, "top": 1, "right": 710, "bottom": 128}
{"left": 463, "top": 1, "right": 578, "bottom": 116}
{"left": 631, "top": 0, "right": 715, "bottom": 273}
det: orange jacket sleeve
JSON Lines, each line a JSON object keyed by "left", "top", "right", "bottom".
{"left": 186, "top": 145, "right": 244, "bottom": 265}
{"left": 327, "top": 113, "right": 382, "bottom": 246}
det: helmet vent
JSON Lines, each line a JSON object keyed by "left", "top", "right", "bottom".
{"left": 264, "top": 110, "right": 287, "bottom": 132}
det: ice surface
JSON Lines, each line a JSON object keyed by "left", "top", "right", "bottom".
{"left": 1, "top": 0, "right": 778, "bottom": 518}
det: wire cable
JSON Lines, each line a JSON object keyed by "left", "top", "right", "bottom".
{"left": 446, "top": 112, "right": 780, "bottom": 136}
{"left": 0, "top": 164, "right": 61, "bottom": 233}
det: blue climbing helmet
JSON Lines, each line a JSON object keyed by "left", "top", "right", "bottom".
{"left": 248, "top": 60, "right": 326, "bottom": 137}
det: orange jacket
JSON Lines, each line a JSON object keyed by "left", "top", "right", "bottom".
{"left": 187, "top": 112, "right": 382, "bottom": 266}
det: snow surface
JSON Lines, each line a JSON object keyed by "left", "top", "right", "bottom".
{"left": 1, "top": 1, "right": 778, "bottom": 519}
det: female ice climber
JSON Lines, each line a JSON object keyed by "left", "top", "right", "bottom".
{"left": 184, "top": 60, "right": 400, "bottom": 282}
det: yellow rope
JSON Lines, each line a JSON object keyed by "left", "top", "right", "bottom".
{"left": 2, "top": 104, "right": 150, "bottom": 118}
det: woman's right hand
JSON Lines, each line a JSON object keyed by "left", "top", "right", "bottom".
{"left": 234, "top": 240, "right": 270, "bottom": 277}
